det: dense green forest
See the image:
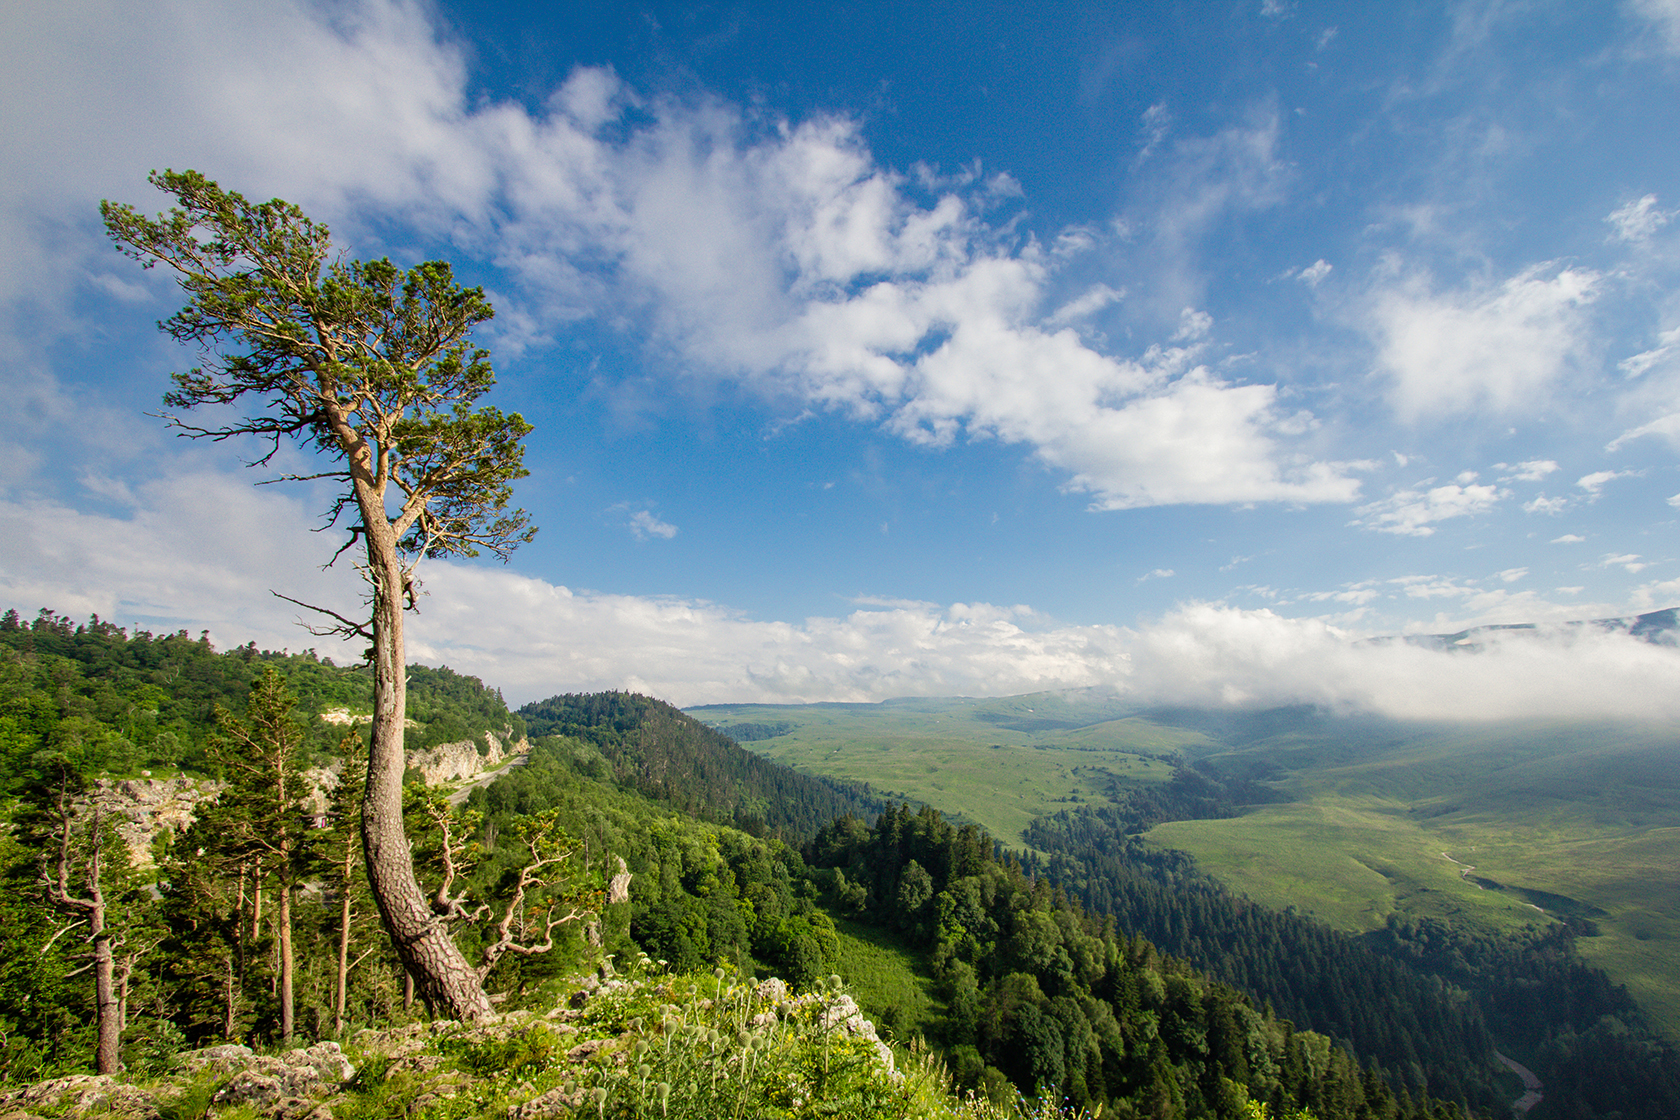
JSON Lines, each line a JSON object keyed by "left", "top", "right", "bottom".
{"left": 0, "top": 608, "right": 521, "bottom": 777}
{"left": 518, "top": 692, "right": 884, "bottom": 842}
{"left": 1021, "top": 764, "right": 1680, "bottom": 1120}
{"left": 802, "top": 803, "right": 1479, "bottom": 1119}
{"left": 0, "top": 605, "right": 1645, "bottom": 1118}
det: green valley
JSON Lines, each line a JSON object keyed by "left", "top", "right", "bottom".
{"left": 1142, "top": 713, "right": 1680, "bottom": 1038}
{"left": 691, "top": 692, "right": 1197, "bottom": 845}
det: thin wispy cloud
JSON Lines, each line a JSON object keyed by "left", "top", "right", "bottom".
{"left": 1352, "top": 479, "right": 1505, "bottom": 536}
{"left": 628, "top": 510, "right": 679, "bottom": 540}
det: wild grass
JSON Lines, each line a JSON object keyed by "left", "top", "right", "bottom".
{"left": 699, "top": 700, "right": 1191, "bottom": 846}
{"left": 473, "top": 957, "right": 1097, "bottom": 1120}
{"left": 827, "top": 915, "right": 945, "bottom": 1044}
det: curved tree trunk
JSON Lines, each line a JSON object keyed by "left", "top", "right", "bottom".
{"left": 359, "top": 538, "right": 494, "bottom": 1022}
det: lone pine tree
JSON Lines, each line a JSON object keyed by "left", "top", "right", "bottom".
{"left": 102, "top": 171, "right": 535, "bottom": 1021}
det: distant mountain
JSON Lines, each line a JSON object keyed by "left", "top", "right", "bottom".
{"left": 1386, "top": 605, "right": 1678, "bottom": 651}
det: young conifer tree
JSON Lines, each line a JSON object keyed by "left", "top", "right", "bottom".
{"left": 207, "top": 668, "right": 312, "bottom": 1042}
{"left": 101, "top": 172, "right": 535, "bottom": 1021}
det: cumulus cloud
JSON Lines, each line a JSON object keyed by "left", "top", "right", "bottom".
{"left": 0, "top": 1, "right": 1358, "bottom": 515}
{"left": 1370, "top": 265, "right": 1600, "bottom": 419}
{"left": 1120, "top": 603, "right": 1680, "bottom": 721}
{"left": 405, "top": 568, "right": 1134, "bottom": 706}
{"left": 0, "top": 471, "right": 366, "bottom": 656}
{"left": 408, "top": 578, "right": 1680, "bottom": 720}
{"left": 1351, "top": 479, "right": 1505, "bottom": 536}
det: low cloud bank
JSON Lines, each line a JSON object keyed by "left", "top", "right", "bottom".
{"left": 3, "top": 485, "right": 1675, "bottom": 720}
{"left": 1118, "top": 603, "right": 1680, "bottom": 722}
{"left": 407, "top": 569, "right": 1680, "bottom": 721}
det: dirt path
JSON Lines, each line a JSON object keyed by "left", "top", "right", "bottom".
{"left": 1441, "top": 851, "right": 1484, "bottom": 887}
{"left": 1495, "top": 1051, "right": 1544, "bottom": 1114}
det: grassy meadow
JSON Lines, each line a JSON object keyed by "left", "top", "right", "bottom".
{"left": 695, "top": 696, "right": 1680, "bottom": 1040}
{"left": 1148, "top": 715, "right": 1680, "bottom": 1036}
{"left": 693, "top": 692, "right": 1191, "bottom": 844}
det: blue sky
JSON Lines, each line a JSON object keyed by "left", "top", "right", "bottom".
{"left": 4, "top": 0, "right": 1680, "bottom": 714}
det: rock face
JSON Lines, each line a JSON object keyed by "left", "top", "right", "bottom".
{"left": 90, "top": 777, "right": 217, "bottom": 870}
{"left": 0, "top": 1042, "right": 353, "bottom": 1120}
{"left": 407, "top": 728, "right": 529, "bottom": 786}
{"left": 84, "top": 724, "right": 527, "bottom": 868}
{"left": 183, "top": 1041, "right": 356, "bottom": 1114}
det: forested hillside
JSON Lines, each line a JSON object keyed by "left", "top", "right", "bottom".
{"left": 1022, "top": 770, "right": 1680, "bottom": 1119}
{"left": 1, "top": 607, "right": 1496, "bottom": 1118}
{"left": 519, "top": 691, "right": 885, "bottom": 842}
{"left": 804, "top": 803, "right": 1475, "bottom": 1119}
{"left": 0, "top": 608, "right": 521, "bottom": 776}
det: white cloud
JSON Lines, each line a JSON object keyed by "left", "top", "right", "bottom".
{"left": 3, "top": 478, "right": 1672, "bottom": 719}
{"left": 1497, "top": 459, "right": 1558, "bottom": 482}
{"left": 1608, "top": 411, "right": 1680, "bottom": 450}
{"left": 1296, "top": 259, "right": 1332, "bottom": 287}
{"left": 1605, "top": 194, "right": 1675, "bottom": 242}
{"left": 1172, "top": 307, "right": 1214, "bottom": 341}
{"left": 1136, "top": 102, "right": 1171, "bottom": 161}
{"left": 1618, "top": 327, "right": 1680, "bottom": 378}
{"left": 629, "top": 510, "right": 679, "bottom": 540}
{"left": 0, "top": 471, "right": 366, "bottom": 657}
{"left": 0, "top": 2, "right": 1361, "bottom": 515}
{"left": 1496, "top": 567, "right": 1528, "bottom": 583}
{"left": 1121, "top": 603, "right": 1680, "bottom": 721}
{"left": 1136, "top": 568, "right": 1175, "bottom": 583}
{"left": 1371, "top": 265, "right": 1600, "bottom": 419}
{"left": 1577, "top": 469, "right": 1639, "bottom": 497}
{"left": 407, "top": 580, "right": 1680, "bottom": 719}
{"left": 1632, "top": 575, "right": 1680, "bottom": 610}
{"left": 1552, "top": 533, "right": 1587, "bottom": 543}
{"left": 1628, "top": 0, "right": 1680, "bottom": 54}
{"left": 1524, "top": 494, "right": 1569, "bottom": 514}
{"left": 1598, "top": 553, "right": 1649, "bottom": 573}
{"left": 1047, "top": 283, "right": 1124, "bottom": 324}
{"left": 1351, "top": 480, "right": 1505, "bottom": 536}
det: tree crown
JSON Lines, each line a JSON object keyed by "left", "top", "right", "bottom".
{"left": 100, "top": 170, "right": 535, "bottom": 571}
